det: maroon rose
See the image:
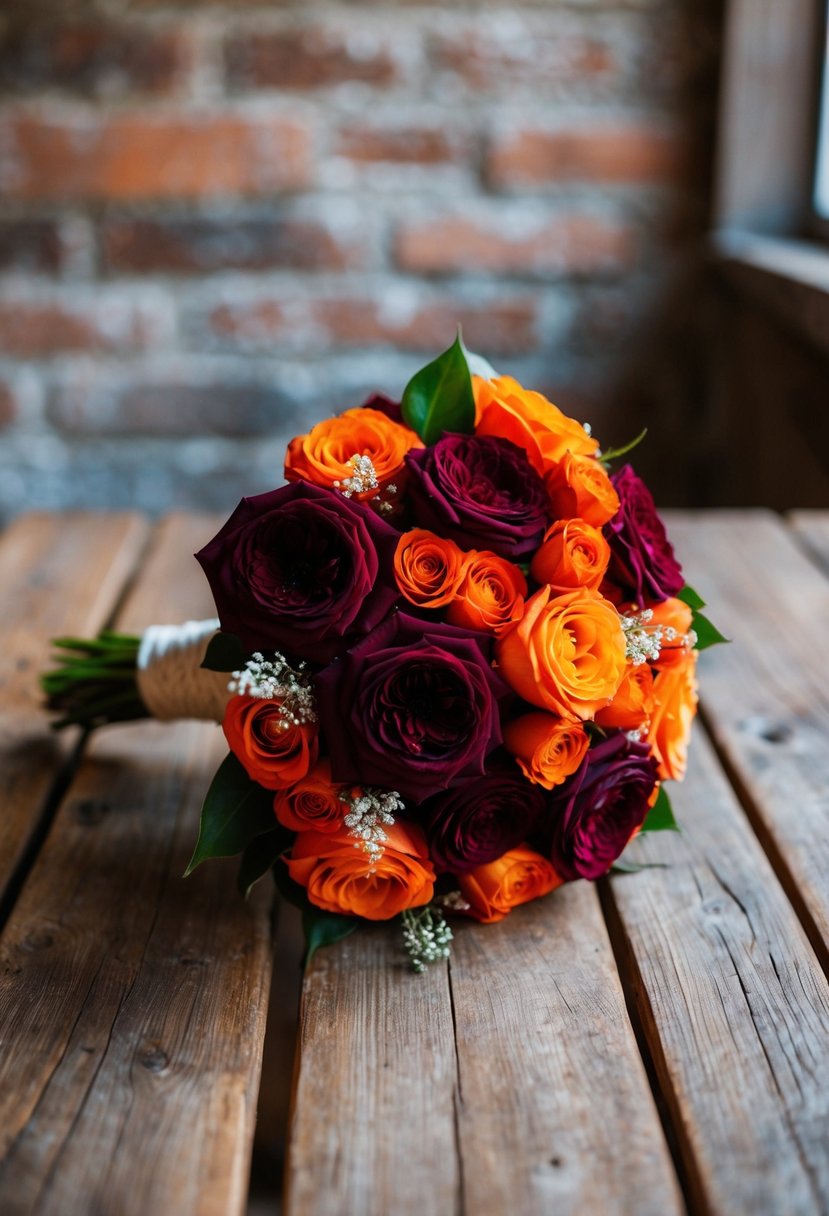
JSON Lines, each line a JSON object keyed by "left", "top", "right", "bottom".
{"left": 195, "top": 482, "right": 399, "bottom": 663}
{"left": 315, "top": 613, "right": 510, "bottom": 802}
{"left": 604, "top": 464, "right": 684, "bottom": 603}
{"left": 422, "top": 764, "right": 546, "bottom": 873}
{"left": 405, "top": 434, "right": 549, "bottom": 559}
{"left": 545, "top": 733, "right": 658, "bottom": 880}
{"left": 360, "top": 392, "right": 404, "bottom": 426}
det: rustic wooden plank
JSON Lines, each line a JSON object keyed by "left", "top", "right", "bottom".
{"left": 285, "top": 927, "right": 460, "bottom": 1216}
{"left": 788, "top": 510, "right": 829, "bottom": 575}
{"left": 449, "top": 886, "right": 683, "bottom": 1216}
{"left": 606, "top": 726, "right": 829, "bottom": 1215}
{"left": 0, "top": 512, "right": 149, "bottom": 910}
{"left": 286, "top": 894, "right": 682, "bottom": 1216}
{"left": 0, "top": 514, "right": 274, "bottom": 1216}
{"left": 666, "top": 510, "right": 829, "bottom": 971}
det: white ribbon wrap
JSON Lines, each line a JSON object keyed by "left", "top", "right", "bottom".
{"left": 136, "top": 618, "right": 232, "bottom": 723}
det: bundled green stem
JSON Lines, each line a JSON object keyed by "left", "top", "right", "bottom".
{"left": 41, "top": 631, "right": 147, "bottom": 730}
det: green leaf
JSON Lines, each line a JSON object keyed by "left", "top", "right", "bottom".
{"left": 692, "top": 610, "right": 729, "bottom": 650}
{"left": 302, "top": 908, "right": 358, "bottom": 966}
{"left": 611, "top": 859, "right": 670, "bottom": 874}
{"left": 184, "top": 753, "right": 276, "bottom": 875}
{"left": 677, "top": 584, "right": 706, "bottom": 610}
{"left": 237, "top": 829, "right": 290, "bottom": 899}
{"left": 640, "top": 785, "right": 680, "bottom": 834}
{"left": 201, "top": 631, "right": 246, "bottom": 672}
{"left": 401, "top": 332, "right": 475, "bottom": 445}
{"left": 600, "top": 427, "right": 648, "bottom": 464}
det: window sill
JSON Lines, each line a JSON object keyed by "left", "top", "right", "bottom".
{"left": 711, "top": 229, "right": 829, "bottom": 360}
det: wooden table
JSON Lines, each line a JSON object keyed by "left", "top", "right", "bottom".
{"left": 1, "top": 509, "right": 828, "bottom": 1216}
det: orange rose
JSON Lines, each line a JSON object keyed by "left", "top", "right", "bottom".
{"left": 446, "top": 550, "right": 527, "bottom": 635}
{"left": 502, "top": 713, "right": 589, "bottom": 789}
{"left": 530, "top": 518, "right": 611, "bottom": 593}
{"left": 285, "top": 820, "right": 435, "bottom": 921}
{"left": 649, "top": 597, "right": 696, "bottom": 670}
{"left": 496, "top": 586, "right": 627, "bottom": 720}
{"left": 394, "top": 528, "right": 467, "bottom": 609}
{"left": 595, "top": 663, "right": 655, "bottom": 732}
{"left": 544, "top": 451, "right": 620, "bottom": 526}
{"left": 285, "top": 406, "right": 422, "bottom": 501}
{"left": 273, "top": 759, "right": 347, "bottom": 833}
{"left": 647, "top": 651, "right": 698, "bottom": 781}
{"left": 473, "top": 374, "right": 598, "bottom": 476}
{"left": 458, "top": 846, "right": 562, "bottom": 923}
{"left": 223, "top": 695, "right": 318, "bottom": 791}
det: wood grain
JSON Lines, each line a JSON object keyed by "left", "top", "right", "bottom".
{"left": 666, "top": 510, "right": 829, "bottom": 971}
{"left": 607, "top": 726, "right": 829, "bottom": 1215}
{"left": 284, "top": 927, "right": 460, "bottom": 1216}
{"left": 449, "top": 885, "right": 683, "bottom": 1216}
{"left": 0, "top": 512, "right": 149, "bottom": 910}
{"left": 0, "top": 514, "right": 274, "bottom": 1216}
{"left": 789, "top": 511, "right": 829, "bottom": 576}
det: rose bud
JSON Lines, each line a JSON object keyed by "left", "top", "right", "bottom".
{"left": 604, "top": 464, "right": 684, "bottom": 604}
{"left": 394, "top": 529, "right": 467, "bottom": 609}
{"left": 273, "top": 759, "right": 349, "bottom": 833}
{"left": 315, "top": 613, "right": 509, "bottom": 803}
{"left": 223, "top": 695, "right": 318, "bottom": 791}
{"left": 530, "top": 518, "right": 611, "bottom": 594}
{"left": 422, "top": 767, "right": 546, "bottom": 873}
{"left": 405, "top": 433, "right": 549, "bottom": 559}
{"left": 544, "top": 451, "right": 620, "bottom": 528}
{"left": 458, "top": 846, "right": 563, "bottom": 923}
{"left": 502, "top": 713, "right": 589, "bottom": 790}
{"left": 545, "top": 733, "right": 659, "bottom": 880}
{"left": 445, "top": 550, "right": 527, "bottom": 635}
{"left": 195, "top": 481, "right": 400, "bottom": 663}
{"left": 285, "top": 820, "right": 435, "bottom": 921}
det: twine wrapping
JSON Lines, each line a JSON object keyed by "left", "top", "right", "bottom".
{"left": 136, "top": 618, "right": 232, "bottom": 723}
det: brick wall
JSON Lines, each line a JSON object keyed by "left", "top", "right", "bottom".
{"left": 0, "top": 0, "right": 721, "bottom": 520}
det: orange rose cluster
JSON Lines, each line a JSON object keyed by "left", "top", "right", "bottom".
{"left": 189, "top": 345, "right": 712, "bottom": 965}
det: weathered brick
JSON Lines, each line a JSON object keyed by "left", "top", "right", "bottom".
{"left": 395, "top": 212, "right": 636, "bottom": 276}
{"left": 101, "top": 214, "right": 364, "bottom": 274}
{"left": 203, "top": 295, "right": 539, "bottom": 355}
{"left": 0, "top": 111, "right": 313, "bottom": 202}
{"left": 225, "top": 27, "right": 399, "bottom": 90}
{"left": 0, "top": 219, "right": 63, "bottom": 273}
{"left": 48, "top": 374, "right": 299, "bottom": 438}
{"left": 0, "top": 294, "right": 171, "bottom": 357}
{"left": 486, "top": 124, "right": 685, "bottom": 188}
{"left": 430, "top": 24, "right": 617, "bottom": 95}
{"left": 336, "top": 125, "right": 468, "bottom": 165}
{"left": 0, "top": 18, "right": 189, "bottom": 99}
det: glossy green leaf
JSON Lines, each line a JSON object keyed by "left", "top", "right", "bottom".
{"left": 302, "top": 908, "right": 358, "bottom": 966}
{"left": 401, "top": 333, "right": 475, "bottom": 445}
{"left": 237, "top": 828, "right": 290, "bottom": 899}
{"left": 640, "top": 785, "right": 680, "bottom": 834}
{"left": 677, "top": 584, "right": 706, "bottom": 610}
{"left": 201, "top": 631, "right": 247, "bottom": 672}
{"left": 692, "top": 610, "right": 729, "bottom": 650}
{"left": 184, "top": 753, "right": 276, "bottom": 875}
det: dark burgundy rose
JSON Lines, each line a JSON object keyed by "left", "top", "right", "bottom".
{"left": 604, "top": 464, "right": 684, "bottom": 603}
{"left": 423, "top": 765, "right": 546, "bottom": 872}
{"left": 315, "top": 613, "right": 510, "bottom": 802}
{"left": 405, "top": 434, "right": 549, "bottom": 559}
{"left": 195, "top": 482, "right": 400, "bottom": 663}
{"left": 545, "top": 733, "right": 659, "bottom": 881}
{"left": 361, "top": 392, "right": 404, "bottom": 426}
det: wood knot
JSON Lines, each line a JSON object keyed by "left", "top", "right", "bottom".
{"left": 21, "top": 929, "right": 54, "bottom": 952}
{"left": 739, "top": 716, "right": 793, "bottom": 745}
{"left": 138, "top": 1047, "right": 169, "bottom": 1073}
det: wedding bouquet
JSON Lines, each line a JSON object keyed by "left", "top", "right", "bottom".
{"left": 43, "top": 336, "right": 724, "bottom": 969}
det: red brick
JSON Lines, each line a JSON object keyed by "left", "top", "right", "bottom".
{"left": 0, "top": 382, "right": 17, "bottom": 430}
{"left": 204, "top": 295, "right": 538, "bottom": 355}
{"left": 0, "top": 219, "right": 63, "bottom": 273}
{"left": 430, "top": 27, "right": 616, "bottom": 93}
{"left": 225, "top": 28, "right": 398, "bottom": 90}
{"left": 0, "top": 297, "right": 169, "bottom": 357}
{"left": 0, "top": 18, "right": 189, "bottom": 99}
{"left": 395, "top": 213, "right": 636, "bottom": 276}
{"left": 101, "top": 214, "right": 363, "bottom": 274}
{"left": 336, "top": 125, "right": 467, "bottom": 165}
{"left": 0, "top": 111, "right": 313, "bottom": 203}
{"left": 486, "top": 125, "right": 685, "bottom": 188}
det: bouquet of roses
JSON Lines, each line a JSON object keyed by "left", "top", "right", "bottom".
{"left": 43, "top": 336, "right": 724, "bottom": 970}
